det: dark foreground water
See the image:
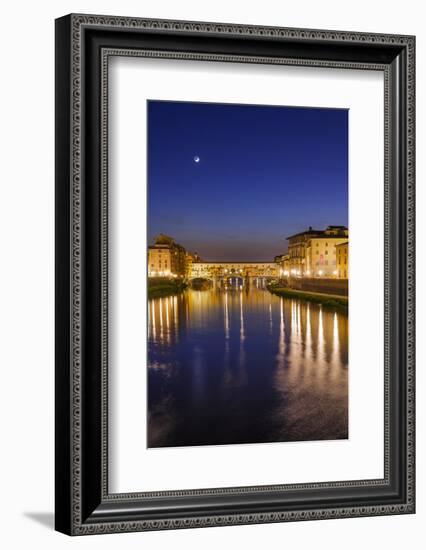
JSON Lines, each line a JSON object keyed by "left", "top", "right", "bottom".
{"left": 147, "top": 284, "right": 348, "bottom": 448}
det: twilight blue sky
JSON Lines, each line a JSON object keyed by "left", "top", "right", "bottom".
{"left": 148, "top": 100, "right": 348, "bottom": 262}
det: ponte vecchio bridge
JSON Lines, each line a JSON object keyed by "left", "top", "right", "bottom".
{"left": 190, "top": 262, "right": 279, "bottom": 285}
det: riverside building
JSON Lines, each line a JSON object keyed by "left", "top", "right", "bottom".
{"left": 148, "top": 234, "right": 187, "bottom": 278}
{"left": 286, "top": 225, "right": 349, "bottom": 278}
{"left": 336, "top": 241, "right": 349, "bottom": 279}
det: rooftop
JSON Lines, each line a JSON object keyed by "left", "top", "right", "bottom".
{"left": 286, "top": 227, "right": 324, "bottom": 240}
{"left": 286, "top": 225, "right": 348, "bottom": 240}
{"left": 309, "top": 235, "right": 349, "bottom": 240}
{"left": 193, "top": 261, "right": 278, "bottom": 265}
{"left": 148, "top": 244, "right": 170, "bottom": 249}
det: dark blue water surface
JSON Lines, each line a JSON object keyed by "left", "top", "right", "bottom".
{"left": 147, "top": 285, "right": 348, "bottom": 448}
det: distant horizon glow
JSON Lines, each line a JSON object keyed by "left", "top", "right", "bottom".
{"left": 148, "top": 100, "right": 348, "bottom": 262}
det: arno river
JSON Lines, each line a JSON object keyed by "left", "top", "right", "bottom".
{"left": 147, "top": 282, "right": 348, "bottom": 448}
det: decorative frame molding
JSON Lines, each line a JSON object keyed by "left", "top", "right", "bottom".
{"left": 55, "top": 14, "right": 415, "bottom": 535}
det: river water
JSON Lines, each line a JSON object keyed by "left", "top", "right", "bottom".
{"left": 147, "top": 283, "right": 348, "bottom": 448}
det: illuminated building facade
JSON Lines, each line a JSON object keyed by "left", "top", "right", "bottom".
{"left": 336, "top": 241, "right": 349, "bottom": 279}
{"left": 148, "top": 234, "right": 187, "bottom": 277}
{"left": 185, "top": 251, "right": 202, "bottom": 279}
{"left": 287, "top": 226, "right": 349, "bottom": 278}
{"left": 275, "top": 254, "right": 291, "bottom": 277}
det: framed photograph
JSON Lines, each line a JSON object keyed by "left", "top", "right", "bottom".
{"left": 55, "top": 14, "right": 415, "bottom": 535}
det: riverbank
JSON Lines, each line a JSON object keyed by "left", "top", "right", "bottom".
{"left": 148, "top": 278, "right": 187, "bottom": 299}
{"left": 267, "top": 284, "right": 348, "bottom": 312}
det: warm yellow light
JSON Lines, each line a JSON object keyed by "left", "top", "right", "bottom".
{"left": 318, "top": 270, "right": 323, "bottom": 276}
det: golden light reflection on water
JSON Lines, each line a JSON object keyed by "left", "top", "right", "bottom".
{"left": 224, "top": 291, "right": 230, "bottom": 340}
{"left": 148, "top": 286, "right": 348, "bottom": 447}
{"left": 239, "top": 290, "right": 245, "bottom": 343}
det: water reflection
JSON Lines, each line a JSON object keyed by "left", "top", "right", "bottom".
{"left": 148, "top": 285, "right": 348, "bottom": 448}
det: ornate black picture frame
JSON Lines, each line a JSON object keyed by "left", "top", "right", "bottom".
{"left": 55, "top": 14, "right": 415, "bottom": 535}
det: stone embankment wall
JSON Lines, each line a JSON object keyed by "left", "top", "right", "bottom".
{"left": 286, "top": 278, "right": 348, "bottom": 297}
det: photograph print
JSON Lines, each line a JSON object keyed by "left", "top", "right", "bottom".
{"left": 147, "top": 100, "right": 349, "bottom": 449}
